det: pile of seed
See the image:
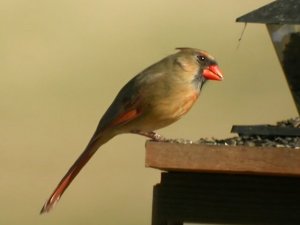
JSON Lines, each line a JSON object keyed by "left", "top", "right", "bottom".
{"left": 195, "top": 117, "right": 300, "bottom": 149}
{"left": 277, "top": 117, "right": 300, "bottom": 128}
{"left": 196, "top": 135, "right": 300, "bottom": 148}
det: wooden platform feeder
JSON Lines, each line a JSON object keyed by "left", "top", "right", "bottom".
{"left": 146, "top": 1, "right": 300, "bottom": 225}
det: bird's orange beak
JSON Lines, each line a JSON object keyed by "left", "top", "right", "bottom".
{"left": 203, "top": 65, "right": 223, "bottom": 81}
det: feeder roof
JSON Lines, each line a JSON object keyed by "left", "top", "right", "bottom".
{"left": 236, "top": 0, "right": 300, "bottom": 24}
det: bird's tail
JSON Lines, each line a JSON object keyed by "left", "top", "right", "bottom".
{"left": 40, "top": 133, "right": 113, "bottom": 214}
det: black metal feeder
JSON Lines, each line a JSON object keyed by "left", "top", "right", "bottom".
{"left": 234, "top": 0, "right": 300, "bottom": 137}
{"left": 236, "top": 0, "right": 300, "bottom": 114}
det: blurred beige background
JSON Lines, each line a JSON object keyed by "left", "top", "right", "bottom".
{"left": 0, "top": 0, "right": 297, "bottom": 225}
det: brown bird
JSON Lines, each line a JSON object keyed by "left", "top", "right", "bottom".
{"left": 40, "top": 47, "right": 223, "bottom": 213}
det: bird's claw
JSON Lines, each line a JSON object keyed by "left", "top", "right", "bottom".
{"left": 151, "top": 132, "right": 167, "bottom": 141}
{"left": 130, "top": 130, "right": 167, "bottom": 142}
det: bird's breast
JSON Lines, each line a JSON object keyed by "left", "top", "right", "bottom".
{"left": 124, "top": 75, "right": 201, "bottom": 131}
{"left": 148, "top": 87, "right": 199, "bottom": 122}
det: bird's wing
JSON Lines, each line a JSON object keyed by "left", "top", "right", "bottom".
{"left": 96, "top": 56, "right": 169, "bottom": 134}
{"left": 95, "top": 76, "right": 143, "bottom": 132}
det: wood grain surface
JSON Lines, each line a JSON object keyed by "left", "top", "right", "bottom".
{"left": 145, "top": 141, "right": 300, "bottom": 176}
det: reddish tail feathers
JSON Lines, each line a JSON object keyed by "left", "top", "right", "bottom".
{"left": 40, "top": 135, "right": 108, "bottom": 214}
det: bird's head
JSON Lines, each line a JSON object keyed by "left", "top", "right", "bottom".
{"left": 175, "top": 47, "right": 223, "bottom": 81}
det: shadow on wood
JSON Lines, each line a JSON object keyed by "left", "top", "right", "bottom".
{"left": 152, "top": 172, "right": 300, "bottom": 225}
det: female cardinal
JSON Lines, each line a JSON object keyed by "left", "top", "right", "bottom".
{"left": 40, "top": 47, "right": 223, "bottom": 213}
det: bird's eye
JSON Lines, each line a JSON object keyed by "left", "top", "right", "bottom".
{"left": 197, "top": 55, "right": 206, "bottom": 62}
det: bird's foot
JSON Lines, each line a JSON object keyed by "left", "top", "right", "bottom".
{"left": 131, "top": 130, "right": 167, "bottom": 142}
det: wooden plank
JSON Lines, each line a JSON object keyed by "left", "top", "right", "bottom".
{"left": 145, "top": 141, "right": 300, "bottom": 176}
